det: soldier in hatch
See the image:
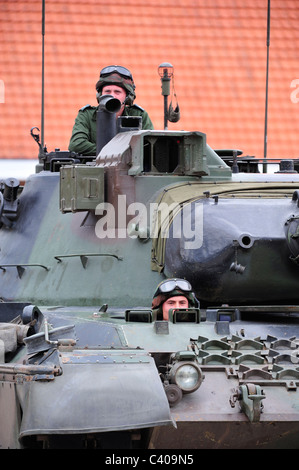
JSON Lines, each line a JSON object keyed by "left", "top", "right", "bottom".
{"left": 69, "top": 65, "right": 154, "bottom": 156}
{"left": 152, "top": 278, "right": 199, "bottom": 321}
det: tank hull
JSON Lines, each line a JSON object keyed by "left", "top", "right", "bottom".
{"left": 2, "top": 129, "right": 299, "bottom": 449}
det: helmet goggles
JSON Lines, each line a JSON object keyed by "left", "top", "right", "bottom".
{"left": 96, "top": 65, "right": 136, "bottom": 105}
{"left": 154, "top": 279, "right": 192, "bottom": 298}
{"left": 100, "top": 65, "right": 133, "bottom": 80}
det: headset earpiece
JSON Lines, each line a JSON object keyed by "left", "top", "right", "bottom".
{"left": 124, "top": 92, "right": 135, "bottom": 106}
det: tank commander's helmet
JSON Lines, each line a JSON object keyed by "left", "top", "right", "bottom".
{"left": 95, "top": 65, "right": 136, "bottom": 106}
{"left": 151, "top": 278, "right": 199, "bottom": 320}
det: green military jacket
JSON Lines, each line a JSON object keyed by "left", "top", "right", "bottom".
{"left": 69, "top": 104, "right": 154, "bottom": 156}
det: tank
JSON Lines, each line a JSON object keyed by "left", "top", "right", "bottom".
{"left": 1, "top": 96, "right": 299, "bottom": 450}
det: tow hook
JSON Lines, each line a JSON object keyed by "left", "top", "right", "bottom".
{"left": 230, "top": 383, "right": 265, "bottom": 422}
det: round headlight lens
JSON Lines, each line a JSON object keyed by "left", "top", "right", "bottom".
{"left": 170, "top": 362, "right": 203, "bottom": 393}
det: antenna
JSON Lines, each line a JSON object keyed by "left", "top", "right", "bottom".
{"left": 30, "top": 0, "right": 47, "bottom": 162}
{"left": 263, "top": 0, "right": 271, "bottom": 173}
{"left": 40, "top": 0, "right": 46, "bottom": 161}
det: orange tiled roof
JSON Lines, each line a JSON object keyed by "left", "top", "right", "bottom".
{"left": 0, "top": 0, "right": 298, "bottom": 160}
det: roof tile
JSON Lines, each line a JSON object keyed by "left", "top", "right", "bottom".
{"left": 0, "top": 0, "right": 298, "bottom": 160}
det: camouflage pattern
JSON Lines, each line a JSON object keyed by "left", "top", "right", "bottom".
{"left": 3, "top": 124, "right": 299, "bottom": 448}
{"left": 95, "top": 72, "right": 136, "bottom": 104}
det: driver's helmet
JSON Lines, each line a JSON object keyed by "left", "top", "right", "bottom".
{"left": 151, "top": 278, "right": 199, "bottom": 320}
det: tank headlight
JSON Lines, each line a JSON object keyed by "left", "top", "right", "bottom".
{"left": 169, "top": 361, "right": 203, "bottom": 393}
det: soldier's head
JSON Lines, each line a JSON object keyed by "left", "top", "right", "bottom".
{"left": 95, "top": 65, "right": 136, "bottom": 106}
{"left": 152, "top": 278, "right": 198, "bottom": 321}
